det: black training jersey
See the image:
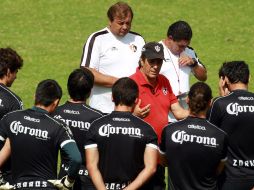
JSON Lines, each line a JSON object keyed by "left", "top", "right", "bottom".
{"left": 0, "top": 84, "right": 23, "bottom": 175}
{"left": 0, "top": 108, "right": 74, "bottom": 183}
{"left": 52, "top": 101, "right": 103, "bottom": 168}
{"left": 0, "top": 83, "right": 23, "bottom": 119}
{"left": 85, "top": 111, "right": 158, "bottom": 185}
{"left": 208, "top": 90, "right": 254, "bottom": 181}
{"left": 160, "top": 116, "right": 227, "bottom": 190}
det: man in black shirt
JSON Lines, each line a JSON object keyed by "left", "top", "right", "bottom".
{"left": 0, "top": 79, "right": 81, "bottom": 190}
{"left": 85, "top": 77, "right": 158, "bottom": 190}
{"left": 207, "top": 61, "right": 254, "bottom": 190}
{"left": 160, "top": 82, "right": 228, "bottom": 190}
{"left": 52, "top": 68, "right": 103, "bottom": 190}
{"left": 0, "top": 48, "right": 23, "bottom": 187}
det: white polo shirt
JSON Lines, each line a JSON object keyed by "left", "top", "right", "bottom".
{"left": 159, "top": 41, "right": 204, "bottom": 97}
{"left": 81, "top": 27, "right": 145, "bottom": 113}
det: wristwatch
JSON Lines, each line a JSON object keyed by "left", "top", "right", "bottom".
{"left": 191, "top": 58, "right": 198, "bottom": 67}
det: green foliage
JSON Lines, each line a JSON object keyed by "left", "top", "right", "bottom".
{"left": 0, "top": 0, "right": 254, "bottom": 107}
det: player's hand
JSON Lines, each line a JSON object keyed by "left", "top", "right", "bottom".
{"left": 48, "top": 176, "right": 74, "bottom": 190}
{"left": 0, "top": 183, "right": 14, "bottom": 190}
{"left": 178, "top": 54, "right": 193, "bottom": 67}
{"left": 133, "top": 99, "right": 150, "bottom": 118}
{"left": 219, "top": 77, "right": 229, "bottom": 96}
{"left": 0, "top": 174, "right": 14, "bottom": 190}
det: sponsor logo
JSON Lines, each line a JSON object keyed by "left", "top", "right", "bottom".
{"left": 188, "top": 124, "right": 206, "bottom": 130}
{"left": 226, "top": 103, "right": 254, "bottom": 116}
{"left": 105, "top": 182, "right": 131, "bottom": 190}
{"left": 112, "top": 117, "right": 130, "bottom": 122}
{"left": 238, "top": 96, "right": 254, "bottom": 101}
{"left": 162, "top": 87, "right": 168, "bottom": 95}
{"left": 233, "top": 159, "right": 254, "bottom": 167}
{"left": 129, "top": 44, "right": 137, "bottom": 52}
{"left": 54, "top": 115, "right": 90, "bottom": 130}
{"left": 24, "top": 116, "right": 40, "bottom": 123}
{"left": 171, "top": 130, "right": 217, "bottom": 147}
{"left": 15, "top": 181, "right": 47, "bottom": 189}
{"left": 10, "top": 121, "right": 48, "bottom": 140}
{"left": 63, "top": 109, "right": 80, "bottom": 115}
{"left": 98, "top": 124, "right": 142, "bottom": 138}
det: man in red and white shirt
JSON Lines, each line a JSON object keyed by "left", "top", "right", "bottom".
{"left": 131, "top": 42, "right": 188, "bottom": 190}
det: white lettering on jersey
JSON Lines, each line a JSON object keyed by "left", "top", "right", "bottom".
{"left": 188, "top": 124, "right": 206, "bottom": 130}
{"left": 98, "top": 124, "right": 142, "bottom": 138}
{"left": 54, "top": 115, "right": 90, "bottom": 130}
{"left": 233, "top": 159, "right": 254, "bottom": 167}
{"left": 63, "top": 109, "right": 80, "bottom": 115}
{"left": 226, "top": 103, "right": 254, "bottom": 116}
{"left": 112, "top": 117, "right": 130, "bottom": 122}
{"left": 171, "top": 130, "right": 217, "bottom": 147}
{"left": 10, "top": 121, "right": 48, "bottom": 140}
{"left": 0, "top": 99, "right": 4, "bottom": 107}
{"left": 238, "top": 96, "right": 254, "bottom": 101}
{"left": 24, "top": 116, "right": 40, "bottom": 123}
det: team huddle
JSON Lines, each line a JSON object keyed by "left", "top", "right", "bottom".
{"left": 0, "top": 1, "right": 254, "bottom": 190}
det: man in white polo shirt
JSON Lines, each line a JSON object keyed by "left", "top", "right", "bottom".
{"left": 159, "top": 20, "right": 207, "bottom": 122}
{"left": 80, "top": 1, "right": 145, "bottom": 114}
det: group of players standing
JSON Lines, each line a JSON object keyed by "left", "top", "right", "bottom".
{"left": 0, "top": 1, "right": 254, "bottom": 190}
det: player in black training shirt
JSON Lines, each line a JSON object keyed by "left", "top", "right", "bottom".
{"left": 85, "top": 77, "right": 158, "bottom": 190}
{"left": 52, "top": 68, "right": 103, "bottom": 190}
{"left": 0, "top": 79, "right": 81, "bottom": 190}
{"left": 207, "top": 61, "right": 254, "bottom": 190}
{"left": 160, "top": 82, "right": 228, "bottom": 190}
{"left": 0, "top": 48, "right": 23, "bottom": 187}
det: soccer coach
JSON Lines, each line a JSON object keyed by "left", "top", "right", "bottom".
{"left": 0, "top": 79, "right": 81, "bottom": 190}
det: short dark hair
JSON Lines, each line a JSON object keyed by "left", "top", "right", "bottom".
{"left": 219, "top": 61, "right": 249, "bottom": 84}
{"left": 188, "top": 82, "right": 212, "bottom": 115}
{"left": 68, "top": 68, "right": 94, "bottom": 101}
{"left": 35, "top": 79, "right": 62, "bottom": 106}
{"left": 107, "top": 1, "right": 133, "bottom": 22}
{"left": 112, "top": 77, "right": 138, "bottom": 106}
{"left": 0, "top": 48, "right": 23, "bottom": 78}
{"left": 167, "top": 20, "right": 192, "bottom": 41}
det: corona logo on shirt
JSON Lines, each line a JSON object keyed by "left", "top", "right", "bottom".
{"left": 226, "top": 103, "right": 254, "bottom": 116}
{"left": 98, "top": 124, "right": 142, "bottom": 138}
{"left": 54, "top": 115, "right": 90, "bottom": 130}
{"left": 171, "top": 130, "right": 217, "bottom": 147}
{"left": 10, "top": 121, "right": 49, "bottom": 140}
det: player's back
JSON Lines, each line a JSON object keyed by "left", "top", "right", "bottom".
{"left": 162, "top": 116, "right": 227, "bottom": 190}
{"left": 0, "top": 108, "right": 73, "bottom": 183}
{"left": 0, "top": 84, "right": 23, "bottom": 119}
{"left": 208, "top": 90, "right": 254, "bottom": 180}
{"left": 86, "top": 111, "right": 157, "bottom": 184}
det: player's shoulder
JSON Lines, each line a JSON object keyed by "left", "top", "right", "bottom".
{"left": 88, "top": 27, "right": 109, "bottom": 40}
{"left": 0, "top": 84, "right": 22, "bottom": 102}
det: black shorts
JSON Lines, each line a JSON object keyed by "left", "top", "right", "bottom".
{"left": 58, "top": 165, "right": 95, "bottom": 190}
{"left": 140, "top": 165, "right": 166, "bottom": 190}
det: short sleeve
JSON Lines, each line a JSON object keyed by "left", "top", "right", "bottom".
{"left": 56, "top": 124, "right": 75, "bottom": 149}
{"left": 159, "top": 127, "right": 167, "bottom": 154}
{"left": 207, "top": 98, "right": 222, "bottom": 127}
{"left": 84, "top": 122, "right": 98, "bottom": 149}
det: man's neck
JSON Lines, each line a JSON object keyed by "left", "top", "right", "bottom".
{"left": 229, "top": 83, "right": 248, "bottom": 91}
{"left": 0, "top": 78, "right": 7, "bottom": 86}
{"left": 114, "top": 104, "right": 133, "bottom": 112}
{"left": 68, "top": 99, "right": 86, "bottom": 104}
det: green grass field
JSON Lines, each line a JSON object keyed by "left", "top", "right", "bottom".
{"left": 1, "top": 0, "right": 254, "bottom": 108}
